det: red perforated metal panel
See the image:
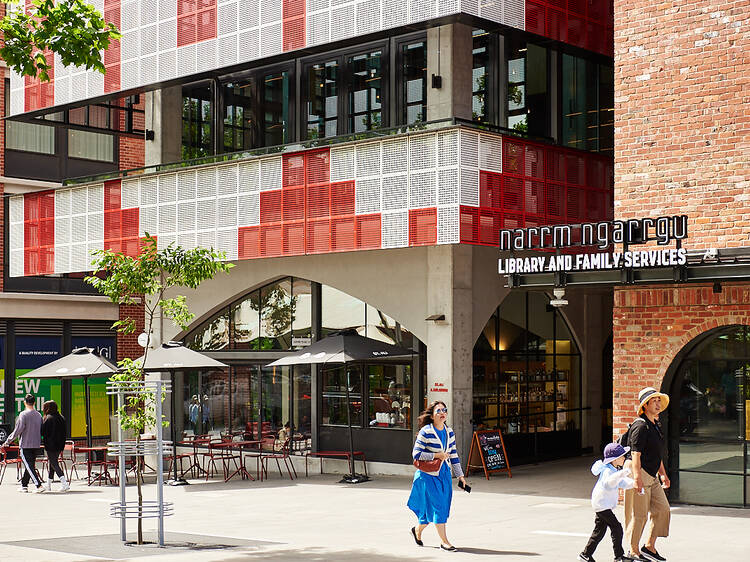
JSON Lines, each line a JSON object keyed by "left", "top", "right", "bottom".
{"left": 103, "top": 180, "right": 142, "bottom": 257}
{"left": 282, "top": 0, "right": 306, "bottom": 52}
{"left": 238, "top": 226, "right": 261, "bottom": 259}
{"left": 103, "top": 0, "right": 121, "bottom": 93}
{"left": 177, "top": 0, "right": 217, "bottom": 47}
{"left": 525, "top": 1, "right": 613, "bottom": 57}
{"left": 409, "top": 208, "right": 437, "bottom": 246}
{"left": 23, "top": 191, "right": 55, "bottom": 275}
{"left": 24, "top": 50, "right": 55, "bottom": 111}
{"left": 480, "top": 172, "right": 501, "bottom": 208}
{"left": 356, "top": 214, "right": 381, "bottom": 249}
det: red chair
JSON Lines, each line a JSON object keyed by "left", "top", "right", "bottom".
{"left": 260, "top": 438, "right": 297, "bottom": 481}
{"left": 0, "top": 448, "right": 23, "bottom": 485}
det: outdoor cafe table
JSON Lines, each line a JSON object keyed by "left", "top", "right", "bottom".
{"left": 177, "top": 436, "right": 211, "bottom": 479}
{"left": 78, "top": 446, "right": 112, "bottom": 486}
{"left": 209, "top": 440, "right": 262, "bottom": 482}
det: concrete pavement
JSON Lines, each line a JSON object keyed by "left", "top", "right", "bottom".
{"left": 0, "top": 456, "right": 747, "bottom": 561}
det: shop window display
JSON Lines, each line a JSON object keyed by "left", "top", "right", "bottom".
{"left": 472, "top": 291, "right": 582, "bottom": 464}
{"left": 367, "top": 364, "right": 412, "bottom": 429}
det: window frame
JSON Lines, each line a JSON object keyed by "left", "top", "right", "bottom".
{"left": 301, "top": 39, "right": 390, "bottom": 141}
{"left": 394, "top": 32, "right": 428, "bottom": 126}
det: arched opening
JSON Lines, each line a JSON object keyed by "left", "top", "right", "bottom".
{"left": 666, "top": 325, "right": 750, "bottom": 507}
{"left": 179, "top": 276, "right": 423, "bottom": 464}
{"left": 472, "top": 291, "right": 583, "bottom": 465}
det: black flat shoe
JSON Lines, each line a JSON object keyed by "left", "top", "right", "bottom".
{"left": 440, "top": 544, "right": 458, "bottom": 552}
{"left": 410, "top": 527, "right": 423, "bottom": 546}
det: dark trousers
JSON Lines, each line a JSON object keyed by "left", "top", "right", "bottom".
{"left": 46, "top": 449, "right": 65, "bottom": 479}
{"left": 19, "top": 448, "right": 42, "bottom": 488}
{"left": 583, "top": 509, "right": 624, "bottom": 558}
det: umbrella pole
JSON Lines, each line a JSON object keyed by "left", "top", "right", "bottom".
{"left": 340, "top": 364, "right": 367, "bottom": 484}
{"left": 84, "top": 376, "right": 92, "bottom": 448}
{"left": 169, "top": 370, "right": 188, "bottom": 486}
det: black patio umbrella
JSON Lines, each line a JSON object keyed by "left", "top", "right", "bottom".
{"left": 135, "top": 341, "right": 228, "bottom": 485}
{"left": 20, "top": 347, "right": 118, "bottom": 448}
{"left": 267, "top": 330, "right": 413, "bottom": 483}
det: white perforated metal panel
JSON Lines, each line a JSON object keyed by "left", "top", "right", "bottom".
{"left": 330, "top": 5, "right": 355, "bottom": 42}
{"left": 140, "top": 55, "right": 158, "bottom": 87}
{"left": 217, "top": 197, "right": 238, "bottom": 228}
{"left": 159, "top": 0, "right": 176, "bottom": 20}
{"left": 140, "top": 176, "right": 158, "bottom": 206}
{"left": 196, "top": 167, "right": 217, "bottom": 199}
{"left": 437, "top": 0, "right": 459, "bottom": 16}
{"left": 238, "top": 29, "right": 260, "bottom": 62}
{"left": 262, "top": 0, "right": 283, "bottom": 22}
{"left": 355, "top": 178, "right": 381, "bottom": 214}
{"left": 355, "top": 142, "right": 381, "bottom": 178}
{"left": 217, "top": 164, "right": 239, "bottom": 196}
{"left": 238, "top": 193, "right": 260, "bottom": 226}
{"left": 479, "top": 134, "right": 502, "bottom": 172}
{"left": 218, "top": 2, "right": 239, "bottom": 35}
{"left": 330, "top": 147, "right": 355, "bottom": 181}
{"left": 504, "top": 0, "right": 525, "bottom": 29}
{"left": 141, "top": 25, "right": 158, "bottom": 56}
{"left": 216, "top": 228, "right": 239, "bottom": 260}
{"left": 381, "top": 175, "right": 408, "bottom": 211}
{"left": 238, "top": 0, "right": 259, "bottom": 29}
{"left": 88, "top": 184, "right": 104, "bottom": 212}
{"left": 239, "top": 161, "right": 260, "bottom": 192}
{"left": 177, "top": 201, "right": 197, "bottom": 233}
{"left": 409, "top": 134, "right": 436, "bottom": 170}
{"left": 459, "top": 167, "right": 479, "bottom": 206}
{"left": 55, "top": 189, "right": 71, "bottom": 217}
{"left": 437, "top": 169, "right": 459, "bottom": 205}
{"left": 158, "top": 19, "right": 177, "bottom": 51}
{"left": 197, "top": 39, "right": 218, "bottom": 73}
{"left": 158, "top": 51, "right": 177, "bottom": 81}
{"left": 260, "top": 24, "right": 283, "bottom": 58}
{"left": 140, "top": 206, "right": 158, "bottom": 236}
{"left": 382, "top": 0, "right": 407, "bottom": 29}
{"left": 177, "top": 170, "right": 198, "bottom": 201}
{"left": 177, "top": 231, "right": 197, "bottom": 250}
{"left": 307, "top": 10, "right": 330, "bottom": 46}
{"left": 218, "top": 35, "right": 239, "bottom": 68}
{"left": 437, "top": 205, "right": 460, "bottom": 244}
{"left": 159, "top": 203, "right": 177, "bottom": 234}
{"left": 196, "top": 199, "right": 217, "bottom": 230}
{"left": 478, "top": 0, "right": 502, "bottom": 22}
{"left": 260, "top": 157, "right": 282, "bottom": 191}
{"left": 177, "top": 44, "right": 197, "bottom": 77}
{"left": 158, "top": 174, "right": 177, "bottom": 203}
{"left": 382, "top": 138, "right": 409, "bottom": 175}
{"left": 437, "top": 130, "right": 458, "bottom": 167}
{"left": 409, "top": 0, "right": 435, "bottom": 23}
{"left": 356, "top": 0, "right": 381, "bottom": 35}
{"left": 409, "top": 170, "right": 436, "bottom": 209}
{"left": 157, "top": 234, "right": 176, "bottom": 250}
{"left": 381, "top": 211, "right": 408, "bottom": 248}
{"left": 197, "top": 230, "right": 217, "bottom": 250}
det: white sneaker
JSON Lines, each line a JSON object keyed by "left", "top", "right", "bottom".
{"left": 34, "top": 485, "right": 45, "bottom": 493}
{"left": 60, "top": 477, "right": 70, "bottom": 492}
{"left": 44, "top": 480, "right": 52, "bottom": 492}
{"left": 18, "top": 487, "right": 29, "bottom": 493}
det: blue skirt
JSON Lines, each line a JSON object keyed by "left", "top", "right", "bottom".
{"left": 407, "top": 462, "right": 453, "bottom": 524}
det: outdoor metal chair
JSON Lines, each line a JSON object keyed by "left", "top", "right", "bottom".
{"left": 259, "top": 438, "right": 297, "bottom": 481}
{"left": 0, "top": 448, "right": 23, "bottom": 485}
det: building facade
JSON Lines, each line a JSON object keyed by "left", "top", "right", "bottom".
{"left": 3, "top": 1, "right": 627, "bottom": 485}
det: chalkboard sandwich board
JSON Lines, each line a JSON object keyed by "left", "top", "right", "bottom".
{"left": 467, "top": 429, "right": 511, "bottom": 479}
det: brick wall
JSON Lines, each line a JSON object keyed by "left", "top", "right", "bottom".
{"left": 614, "top": 2, "right": 749, "bottom": 249}
{"left": 117, "top": 302, "right": 146, "bottom": 361}
{"left": 119, "top": 95, "right": 145, "bottom": 170}
{"left": 612, "top": 3, "right": 750, "bottom": 436}
{"left": 612, "top": 284, "right": 750, "bottom": 437}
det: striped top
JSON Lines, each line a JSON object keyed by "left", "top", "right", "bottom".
{"left": 412, "top": 423, "right": 464, "bottom": 478}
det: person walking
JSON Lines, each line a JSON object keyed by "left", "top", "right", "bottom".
{"left": 407, "top": 400, "right": 467, "bottom": 552}
{"left": 624, "top": 387, "right": 671, "bottom": 562}
{"left": 0, "top": 394, "right": 45, "bottom": 493}
{"left": 41, "top": 400, "right": 70, "bottom": 492}
{"left": 578, "top": 443, "right": 635, "bottom": 562}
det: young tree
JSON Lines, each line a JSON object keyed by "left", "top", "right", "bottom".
{"left": 86, "top": 236, "right": 232, "bottom": 544}
{"left": 0, "top": 0, "right": 120, "bottom": 82}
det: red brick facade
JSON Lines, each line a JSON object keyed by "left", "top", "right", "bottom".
{"left": 116, "top": 302, "right": 146, "bottom": 361}
{"left": 612, "top": 2, "right": 750, "bottom": 433}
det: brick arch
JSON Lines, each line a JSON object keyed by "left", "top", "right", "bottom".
{"left": 656, "top": 316, "right": 750, "bottom": 388}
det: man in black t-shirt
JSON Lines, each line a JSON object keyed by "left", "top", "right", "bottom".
{"left": 624, "top": 387, "right": 671, "bottom": 562}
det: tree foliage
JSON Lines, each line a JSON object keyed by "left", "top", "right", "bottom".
{"left": 0, "top": 0, "right": 120, "bottom": 82}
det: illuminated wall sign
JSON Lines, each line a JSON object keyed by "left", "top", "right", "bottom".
{"left": 499, "top": 215, "right": 688, "bottom": 251}
{"left": 498, "top": 248, "right": 688, "bottom": 274}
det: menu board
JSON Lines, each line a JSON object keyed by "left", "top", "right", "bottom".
{"left": 467, "top": 429, "right": 512, "bottom": 479}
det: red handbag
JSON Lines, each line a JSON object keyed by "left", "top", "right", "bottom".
{"left": 413, "top": 458, "right": 443, "bottom": 472}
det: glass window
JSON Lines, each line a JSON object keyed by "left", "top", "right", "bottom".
{"left": 232, "top": 291, "right": 260, "bottom": 349}
{"left": 599, "top": 64, "right": 614, "bottom": 155}
{"left": 186, "top": 309, "right": 230, "bottom": 350}
{"left": 68, "top": 130, "right": 114, "bottom": 162}
{"left": 223, "top": 80, "right": 256, "bottom": 152}
{"left": 260, "top": 278, "right": 293, "bottom": 350}
{"left": 321, "top": 285, "right": 365, "bottom": 336}
{"left": 367, "top": 364, "right": 411, "bottom": 429}
{"left": 293, "top": 365, "right": 312, "bottom": 447}
{"left": 292, "top": 278, "right": 313, "bottom": 344}
{"left": 472, "top": 29, "right": 489, "bottom": 123}
{"left": 182, "top": 83, "right": 213, "bottom": 159}
{"left": 263, "top": 70, "right": 290, "bottom": 146}
{"left": 401, "top": 41, "right": 427, "bottom": 125}
{"left": 349, "top": 51, "right": 382, "bottom": 133}
{"left": 322, "top": 365, "right": 362, "bottom": 426}
{"left": 5, "top": 121, "right": 55, "bottom": 154}
{"left": 306, "top": 60, "right": 339, "bottom": 140}
{"left": 562, "top": 54, "right": 614, "bottom": 152}
{"left": 262, "top": 365, "right": 291, "bottom": 441}
{"left": 230, "top": 366, "right": 261, "bottom": 437}
{"left": 199, "top": 369, "right": 229, "bottom": 436}
{"left": 507, "top": 41, "right": 549, "bottom": 136}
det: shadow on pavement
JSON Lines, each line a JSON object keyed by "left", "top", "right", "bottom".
{"left": 457, "top": 547, "right": 540, "bottom": 556}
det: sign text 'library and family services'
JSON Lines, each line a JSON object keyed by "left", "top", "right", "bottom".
{"left": 498, "top": 215, "right": 689, "bottom": 274}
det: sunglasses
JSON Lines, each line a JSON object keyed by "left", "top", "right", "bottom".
{"left": 435, "top": 408, "right": 448, "bottom": 414}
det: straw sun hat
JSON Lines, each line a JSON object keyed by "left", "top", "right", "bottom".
{"left": 637, "top": 387, "right": 669, "bottom": 414}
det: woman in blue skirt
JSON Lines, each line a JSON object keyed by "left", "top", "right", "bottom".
{"left": 407, "top": 400, "right": 467, "bottom": 552}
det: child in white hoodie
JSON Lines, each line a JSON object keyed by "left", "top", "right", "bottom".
{"left": 579, "top": 443, "right": 635, "bottom": 562}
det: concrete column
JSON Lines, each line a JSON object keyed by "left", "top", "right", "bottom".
{"left": 145, "top": 86, "right": 183, "bottom": 167}
{"left": 426, "top": 245, "right": 474, "bottom": 462}
{"left": 426, "top": 23, "right": 474, "bottom": 122}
